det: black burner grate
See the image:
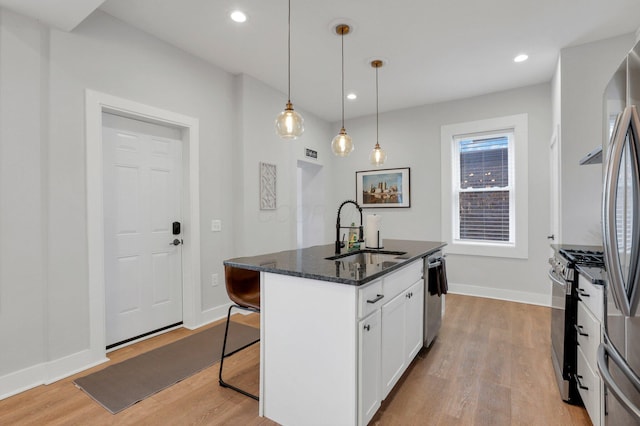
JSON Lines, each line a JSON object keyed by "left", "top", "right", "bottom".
{"left": 559, "top": 249, "right": 605, "bottom": 267}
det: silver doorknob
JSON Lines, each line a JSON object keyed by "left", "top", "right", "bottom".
{"left": 170, "top": 239, "right": 183, "bottom": 246}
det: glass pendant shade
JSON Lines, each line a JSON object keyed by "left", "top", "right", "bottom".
{"left": 331, "top": 127, "right": 354, "bottom": 157}
{"left": 275, "top": 102, "right": 304, "bottom": 139}
{"left": 369, "top": 142, "right": 387, "bottom": 166}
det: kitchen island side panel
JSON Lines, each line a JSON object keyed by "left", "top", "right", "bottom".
{"left": 261, "top": 272, "right": 358, "bottom": 425}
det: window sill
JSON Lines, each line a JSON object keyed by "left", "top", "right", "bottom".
{"left": 446, "top": 240, "right": 528, "bottom": 259}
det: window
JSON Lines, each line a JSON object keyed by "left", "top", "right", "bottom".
{"left": 441, "top": 114, "right": 528, "bottom": 259}
{"left": 453, "top": 132, "right": 514, "bottom": 244}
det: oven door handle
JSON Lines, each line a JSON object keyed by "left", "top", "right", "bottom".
{"left": 548, "top": 268, "right": 570, "bottom": 295}
{"left": 598, "top": 340, "right": 640, "bottom": 421}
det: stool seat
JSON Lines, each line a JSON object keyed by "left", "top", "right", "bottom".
{"left": 225, "top": 265, "right": 260, "bottom": 310}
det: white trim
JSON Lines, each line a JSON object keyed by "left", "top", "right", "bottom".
{"left": 441, "top": 114, "right": 529, "bottom": 259}
{"left": 195, "top": 302, "right": 235, "bottom": 330}
{"left": 0, "top": 349, "right": 109, "bottom": 400}
{"left": 85, "top": 89, "right": 201, "bottom": 367}
{"left": 448, "top": 282, "right": 550, "bottom": 307}
{"left": 0, "top": 363, "right": 45, "bottom": 401}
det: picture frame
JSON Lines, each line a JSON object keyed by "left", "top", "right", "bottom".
{"left": 356, "top": 167, "right": 411, "bottom": 208}
{"left": 260, "top": 162, "right": 277, "bottom": 210}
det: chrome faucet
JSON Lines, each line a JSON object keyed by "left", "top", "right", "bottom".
{"left": 335, "top": 200, "right": 364, "bottom": 254}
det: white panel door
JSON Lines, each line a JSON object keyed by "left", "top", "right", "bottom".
{"left": 103, "top": 124, "right": 183, "bottom": 346}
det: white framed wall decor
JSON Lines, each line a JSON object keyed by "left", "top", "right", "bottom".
{"left": 260, "top": 162, "right": 277, "bottom": 210}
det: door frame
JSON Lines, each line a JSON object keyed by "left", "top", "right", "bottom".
{"left": 85, "top": 89, "right": 201, "bottom": 361}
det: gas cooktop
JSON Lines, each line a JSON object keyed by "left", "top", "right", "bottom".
{"left": 559, "top": 248, "right": 605, "bottom": 267}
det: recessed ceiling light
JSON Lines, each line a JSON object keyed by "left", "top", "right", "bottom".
{"left": 230, "top": 10, "right": 247, "bottom": 23}
{"left": 347, "top": 92, "right": 357, "bottom": 100}
{"left": 514, "top": 54, "right": 529, "bottom": 63}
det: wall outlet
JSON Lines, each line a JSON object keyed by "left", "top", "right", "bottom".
{"left": 211, "top": 219, "right": 222, "bottom": 232}
{"left": 211, "top": 273, "right": 219, "bottom": 287}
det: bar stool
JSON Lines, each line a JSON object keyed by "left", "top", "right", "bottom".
{"left": 218, "top": 265, "right": 260, "bottom": 400}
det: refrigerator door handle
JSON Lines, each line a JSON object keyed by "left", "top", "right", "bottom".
{"left": 598, "top": 341, "right": 640, "bottom": 422}
{"left": 603, "top": 105, "right": 640, "bottom": 316}
{"left": 629, "top": 106, "right": 640, "bottom": 315}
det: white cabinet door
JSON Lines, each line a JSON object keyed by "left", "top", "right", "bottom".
{"left": 405, "top": 279, "right": 424, "bottom": 362}
{"left": 359, "top": 309, "right": 381, "bottom": 426}
{"left": 381, "top": 291, "right": 406, "bottom": 399}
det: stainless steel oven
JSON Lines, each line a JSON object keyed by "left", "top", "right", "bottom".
{"left": 549, "top": 247, "right": 604, "bottom": 404}
{"left": 549, "top": 252, "right": 580, "bottom": 404}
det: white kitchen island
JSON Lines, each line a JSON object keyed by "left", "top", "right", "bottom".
{"left": 224, "top": 239, "right": 445, "bottom": 426}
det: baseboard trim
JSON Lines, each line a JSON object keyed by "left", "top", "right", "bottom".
{"left": 1, "top": 304, "right": 237, "bottom": 401}
{"left": 0, "top": 363, "right": 45, "bottom": 400}
{"left": 189, "top": 302, "right": 234, "bottom": 330}
{"left": 0, "top": 349, "right": 108, "bottom": 401}
{"left": 448, "top": 282, "right": 550, "bottom": 307}
{"left": 44, "top": 349, "right": 109, "bottom": 385}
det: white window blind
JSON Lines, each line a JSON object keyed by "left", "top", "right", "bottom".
{"left": 453, "top": 132, "right": 515, "bottom": 244}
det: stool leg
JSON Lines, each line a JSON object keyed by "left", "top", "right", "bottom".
{"left": 218, "top": 305, "right": 259, "bottom": 400}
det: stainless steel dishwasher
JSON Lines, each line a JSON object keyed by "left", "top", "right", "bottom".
{"left": 424, "top": 251, "right": 445, "bottom": 347}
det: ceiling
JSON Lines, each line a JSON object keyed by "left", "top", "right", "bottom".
{"left": 3, "top": 1, "right": 640, "bottom": 122}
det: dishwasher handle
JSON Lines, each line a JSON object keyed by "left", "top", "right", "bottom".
{"left": 427, "top": 260, "right": 442, "bottom": 269}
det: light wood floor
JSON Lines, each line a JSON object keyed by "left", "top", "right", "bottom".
{"left": 0, "top": 294, "right": 591, "bottom": 425}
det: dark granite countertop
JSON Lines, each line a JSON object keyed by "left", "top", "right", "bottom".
{"left": 576, "top": 265, "right": 607, "bottom": 285}
{"left": 224, "top": 239, "right": 446, "bottom": 286}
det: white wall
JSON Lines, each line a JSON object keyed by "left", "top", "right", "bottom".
{"left": 234, "top": 74, "right": 334, "bottom": 257}
{"left": 0, "top": 7, "right": 337, "bottom": 398}
{"left": 0, "top": 7, "right": 47, "bottom": 381}
{"left": 330, "top": 83, "right": 552, "bottom": 305}
{"left": 559, "top": 34, "right": 635, "bottom": 245}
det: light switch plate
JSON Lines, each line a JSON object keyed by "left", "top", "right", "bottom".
{"left": 211, "top": 220, "right": 222, "bottom": 232}
{"left": 212, "top": 273, "right": 219, "bottom": 287}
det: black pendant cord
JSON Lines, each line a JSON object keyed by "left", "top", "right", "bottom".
{"left": 287, "top": 0, "right": 291, "bottom": 103}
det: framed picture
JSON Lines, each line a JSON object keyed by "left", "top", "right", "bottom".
{"left": 260, "top": 162, "right": 277, "bottom": 210}
{"left": 356, "top": 167, "right": 411, "bottom": 208}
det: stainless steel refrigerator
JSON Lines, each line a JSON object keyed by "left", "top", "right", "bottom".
{"left": 599, "top": 40, "right": 640, "bottom": 425}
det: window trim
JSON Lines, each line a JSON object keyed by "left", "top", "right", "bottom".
{"left": 441, "top": 114, "right": 529, "bottom": 259}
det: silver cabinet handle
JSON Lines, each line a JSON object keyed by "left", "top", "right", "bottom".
{"left": 366, "top": 294, "right": 384, "bottom": 304}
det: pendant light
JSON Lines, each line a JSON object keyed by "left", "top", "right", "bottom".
{"left": 275, "top": 0, "right": 304, "bottom": 140}
{"left": 331, "top": 24, "right": 354, "bottom": 157}
{"left": 369, "top": 60, "right": 387, "bottom": 166}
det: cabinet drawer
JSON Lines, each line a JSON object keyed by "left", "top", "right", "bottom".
{"left": 577, "top": 346, "right": 601, "bottom": 426}
{"left": 577, "top": 275, "right": 604, "bottom": 322}
{"left": 359, "top": 279, "right": 383, "bottom": 319}
{"left": 382, "top": 261, "right": 422, "bottom": 301}
{"left": 577, "top": 300, "right": 602, "bottom": 364}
